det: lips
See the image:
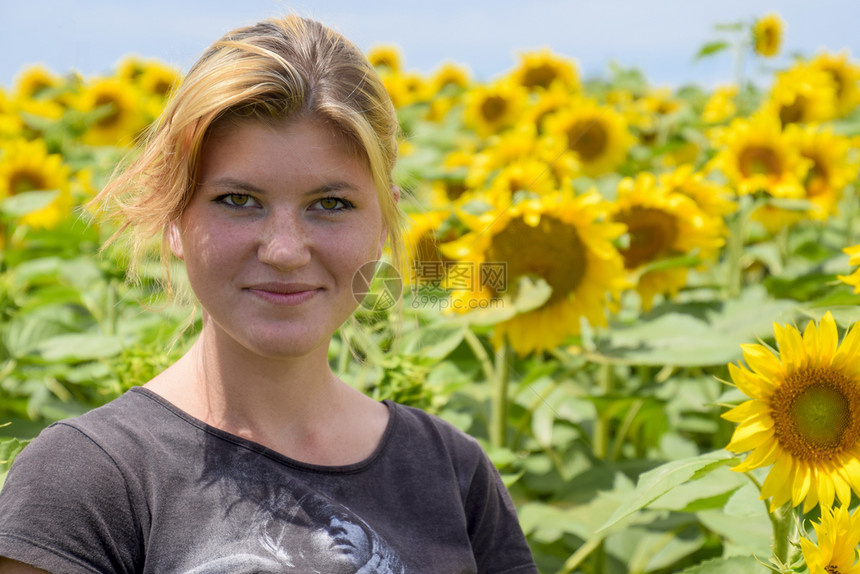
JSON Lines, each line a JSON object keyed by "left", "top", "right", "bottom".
{"left": 246, "top": 281, "right": 320, "bottom": 294}
{"left": 244, "top": 282, "right": 323, "bottom": 305}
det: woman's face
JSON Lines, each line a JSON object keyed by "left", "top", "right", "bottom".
{"left": 172, "top": 117, "right": 387, "bottom": 359}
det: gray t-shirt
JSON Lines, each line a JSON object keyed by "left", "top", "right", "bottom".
{"left": 0, "top": 387, "right": 537, "bottom": 573}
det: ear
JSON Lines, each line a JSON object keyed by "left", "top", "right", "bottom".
{"left": 167, "top": 221, "right": 184, "bottom": 260}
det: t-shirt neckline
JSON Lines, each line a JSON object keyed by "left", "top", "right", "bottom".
{"left": 127, "top": 386, "right": 398, "bottom": 475}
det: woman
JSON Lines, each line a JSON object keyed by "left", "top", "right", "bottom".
{"left": 0, "top": 14, "right": 537, "bottom": 574}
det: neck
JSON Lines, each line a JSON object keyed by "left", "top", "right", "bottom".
{"left": 151, "top": 323, "right": 342, "bottom": 442}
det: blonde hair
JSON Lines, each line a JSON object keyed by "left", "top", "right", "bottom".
{"left": 91, "top": 14, "right": 406, "bottom": 291}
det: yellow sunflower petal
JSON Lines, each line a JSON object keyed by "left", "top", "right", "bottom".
{"left": 722, "top": 399, "right": 769, "bottom": 423}
{"left": 791, "top": 463, "right": 812, "bottom": 507}
{"left": 761, "top": 454, "right": 794, "bottom": 510}
{"left": 726, "top": 418, "right": 773, "bottom": 453}
{"left": 817, "top": 312, "right": 839, "bottom": 365}
{"left": 732, "top": 437, "right": 780, "bottom": 472}
{"left": 739, "top": 343, "right": 785, "bottom": 381}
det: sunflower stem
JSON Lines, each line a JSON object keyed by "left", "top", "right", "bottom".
{"left": 594, "top": 363, "right": 613, "bottom": 459}
{"left": 844, "top": 183, "right": 858, "bottom": 246}
{"left": 490, "top": 337, "right": 511, "bottom": 449}
{"left": 770, "top": 501, "right": 794, "bottom": 566}
{"left": 726, "top": 195, "right": 751, "bottom": 298}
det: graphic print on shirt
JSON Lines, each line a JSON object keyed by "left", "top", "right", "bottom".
{"left": 183, "top": 444, "right": 406, "bottom": 573}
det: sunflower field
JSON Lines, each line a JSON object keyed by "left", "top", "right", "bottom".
{"left": 5, "top": 12, "right": 860, "bottom": 574}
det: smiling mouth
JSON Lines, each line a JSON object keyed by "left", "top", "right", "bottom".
{"left": 245, "top": 286, "right": 323, "bottom": 305}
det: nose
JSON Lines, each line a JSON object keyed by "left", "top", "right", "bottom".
{"left": 256, "top": 209, "right": 312, "bottom": 270}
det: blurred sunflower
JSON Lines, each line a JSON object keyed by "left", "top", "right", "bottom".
{"left": 788, "top": 124, "right": 858, "bottom": 220}
{"left": 0, "top": 91, "right": 25, "bottom": 137}
{"left": 800, "top": 504, "right": 860, "bottom": 574}
{"left": 13, "top": 65, "right": 62, "bottom": 100}
{"left": 507, "top": 47, "right": 580, "bottom": 92}
{"left": 543, "top": 96, "right": 634, "bottom": 177}
{"left": 839, "top": 244, "right": 860, "bottom": 294}
{"left": 659, "top": 165, "right": 736, "bottom": 226}
{"left": 440, "top": 189, "right": 626, "bottom": 355}
{"left": 137, "top": 62, "right": 181, "bottom": 102}
{"left": 402, "top": 210, "right": 458, "bottom": 288}
{"left": 752, "top": 13, "right": 783, "bottom": 58}
{"left": 366, "top": 44, "right": 403, "bottom": 73}
{"left": 486, "top": 157, "right": 558, "bottom": 198}
{"left": 75, "top": 77, "right": 149, "bottom": 147}
{"left": 380, "top": 70, "right": 427, "bottom": 109}
{"left": 522, "top": 83, "right": 576, "bottom": 133}
{"left": 464, "top": 123, "right": 539, "bottom": 189}
{"left": 0, "top": 138, "right": 73, "bottom": 229}
{"left": 702, "top": 85, "right": 738, "bottom": 124}
{"left": 708, "top": 112, "right": 808, "bottom": 198}
{"left": 611, "top": 173, "right": 725, "bottom": 310}
{"left": 764, "top": 61, "right": 838, "bottom": 126}
{"left": 723, "top": 312, "right": 860, "bottom": 512}
{"left": 810, "top": 51, "right": 860, "bottom": 118}
{"left": 429, "top": 62, "right": 471, "bottom": 94}
{"left": 463, "top": 80, "right": 529, "bottom": 137}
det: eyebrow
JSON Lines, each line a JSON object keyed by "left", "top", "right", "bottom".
{"left": 205, "top": 177, "right": 361, "bottom": 196}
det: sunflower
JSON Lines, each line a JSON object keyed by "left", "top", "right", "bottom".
{"left": 429, "top": 62, "right": 471, "bottom": 94}
{"left": 464, "top": 123, "right": 539, "bottom": 189}
{"left": 520, "top": 82, "right": 576, "bottom": 134}
{"left": 767, "top": 61, "right": 838, "bottom": 126}
{"left": 366, "top": 44, "right": 403, "bottom": 73}
{"left": 485, "top": 157, "right": 558, "bottom": 199}
{"left": 136, "top": 61, "right": 181, "bottom": 102}
{"left": 753, "top": 13, "right": 784, "bottom": 58}
{"left": 75, "top": 77, "right": 149, "bottom": 147}
{"left": 787, "top": 124, "right": 858, "bottom": 220}
{"left": 0, "top": 90, "right": 24, "bottom": 138}
{"left": 611, "top": 173, "right": 725, "bottom": 310}
{"left": 440, "top": 188, "right": 627, "bottom": 355}
{"left": 0, "top": 138, "right": 72, "bottom": 229}
{"left": 702, "top": 85, "right": 738, "bottom": 124}
{"left": 841, "top": 244, "right": 860, "bottom": 293}
{"left": 402, "top": 209, "right": 458, "bottom": 289}
{"left": 708, "top": 112, "right": 809, "bottom": 198}
{"left": 13, "top": 65, "right": 62, "bottom": 100}
{"left": 810, "top": 51, "right": 860, "bottom": 118}
{"left": 800, "top": 504, "right": 860, "bottom": 574}
{"left": 723, "top": 312, "right": 860, "bottom": 512}
{"left": 507, "top": 47, "right": 580, "bottom": 92}
{"left": 659, "top": 165, "right": 736, "bottom": 225}
{"left": 543, "top": 96, "right": 635, "bottom": 177}
{"left": 463, "top": 80, "right": 529, "bottom": 137}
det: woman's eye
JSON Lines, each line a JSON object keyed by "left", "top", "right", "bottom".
{"left": 316, "top": 197, "right": 353, "bottom": 211}
{"left": 218, "top": 193, "right": 256, "bottom": 207}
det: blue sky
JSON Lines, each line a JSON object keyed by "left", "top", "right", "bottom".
{"left": 2, "top": 0, "right": 859, "bottom": 90}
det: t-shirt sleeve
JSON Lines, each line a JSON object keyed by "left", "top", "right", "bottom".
{"left": 462, "top": 444, "right": 539, "bottom": 574}
{"left": 0, "top": 422, "right": 142, "bottom": 574}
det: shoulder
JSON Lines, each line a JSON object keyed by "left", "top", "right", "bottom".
{"left": 387, "top": 401, "right": 486, "bottom": 461}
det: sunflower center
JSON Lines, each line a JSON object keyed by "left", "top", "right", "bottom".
{"left": 738, "top": 145, "right": 782, "bottom": 178}
{"left": 779, "top": 95, "right": 807, "bottom": 126}
{"left": 9, "top": 169, "right": 46, "bottom": 195}
{"left": 485, "top": 215, "right": 586, "bottom": 305}
{"left": 566, "top": 119, "right": 608, "bottom": 161}
{"left": 803, "top": 154, "right": 830, "bottom": 197}
{"left": 770, "top": 368, "right": 860, "bottom": 462}
{"left": 94, "top": 95, "right": 121, "bottom": 128}
{"left": 616, "top": 207, "right": 678, "bottom": 269}
{"left": 826, "top": 565, "right": 840, "bottom": 574}
{"left": 481, "top": 96, "right": 508, "bottom": 123}
{"left": 522, "top": 64, "right": 558, "bottom": 90}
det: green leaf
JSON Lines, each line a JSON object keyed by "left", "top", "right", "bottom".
{"left": 695, "top": 41, "right": 729, "bottom": 60}
{"left": 0, "top": 190, "right": 60, "bottom": 218}
{"left": 36, "top": 333, "right": 124, "bottom": 362}
{"left": 400, "top": 323, "right": 466, "bottom": 360}
{"left": 679, "top": 555, "right": 768, "bottom": 573}
{"left": 593, "top": 286, "right": 798, "bottom": 366}
{"left": 0, "top": 437, "right": 31, "bottom": 490}
{"left": 597, "top": 450, "right": 740, "bottom": 533}
{"left": 447, "top": 275, "right": 551, "bottom": 327}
